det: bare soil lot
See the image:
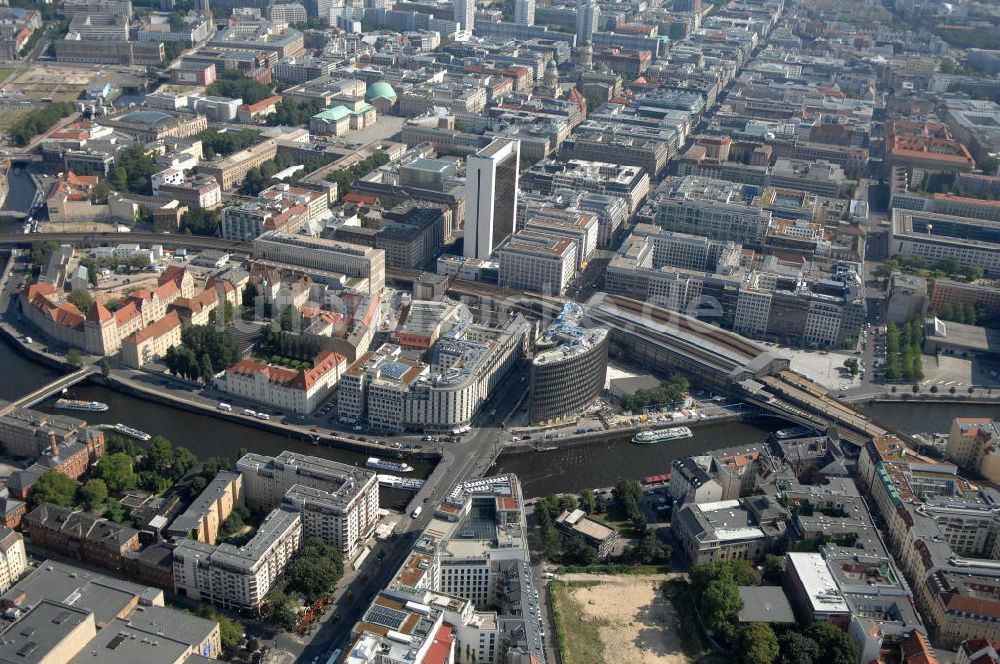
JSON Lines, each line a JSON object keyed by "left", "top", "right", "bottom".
{"left": 552, "top": 573, "right": 690, "bottom": 664}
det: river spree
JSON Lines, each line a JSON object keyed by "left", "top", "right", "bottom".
{"left": 490, "top": 421, "right": 774, "bottom": 498}
{"left": 0, "top": 339, "right": 430, "bottom": 509}
{"left": 2, "top": 166, "right": 37, "bottom": 213}
{"left": 4, "top": 324, "right": 1000, "bottom": 501}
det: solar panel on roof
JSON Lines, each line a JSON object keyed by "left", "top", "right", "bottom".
{"left": 380, "top": 361, "right": 410, "bottom": 381}
{"left": 366, "top": 605, "right": 408, "bottom": 630}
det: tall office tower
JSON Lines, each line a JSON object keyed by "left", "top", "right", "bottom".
{"left": 576, "top": 0, "right": 599, "bottom": 44}
{"left": 514, "top": 0, "right": 535, "bottom": 26}
{"left": 454, "top": 0, "right": 474, "bottom": 32}
{"left": 303, "top": 0, "right": 333, "bottom": 18}
{"left": 464, "top": 138, "right": 521, "bottom": 260}
{"left": 194, "top": 0, "right": 210, "bottom": 11}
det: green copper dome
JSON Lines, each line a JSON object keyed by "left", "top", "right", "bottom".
{"left": 366, "top": 81, "right": 397, "bottom": 101}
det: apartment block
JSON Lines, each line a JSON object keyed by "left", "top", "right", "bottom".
{"left": 173, "top": 506, "right": 302, "bottom": 611}
{"left": 0, "top": 527, "right": 27, "bottom": 594}
{"left": 166, "top": 471, "right": 244, "bottom": 544}
{"left": 237, "top": 451, "right": 379, "bottom": 558}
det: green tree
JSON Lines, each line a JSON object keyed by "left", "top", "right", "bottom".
{"left": 29, "top": 470, "right": 78, "bottom": 508}
{"left": 8, "top": 102, "right": 74, "bottom": 147}
{"left": 146, "top": 436, "right": 174, "bottom": 472}
{"left": 180, "top": 325, "right": 244, "bottom": 371}
{"left": 194, "top": 605, "right": 243, "bottom": 648}
{"left": 94, "top": 452, "right": 139, "bottom": 495}
{"left": 199, "top": 353, "right": 215, "bottom": 384}
{"left": 762, "top": 554, "right": 785, "bottom": 583}
{"left": 66, "top": 348, "right": 82, "bottom": 367}
{"left": 78, "top": 478, "right": 109, "bottom": 511}
{"left": 108, "top": 144, "right": 159, "bottom": 196}
{"left": 67, "top": 289, "right": 93, "bottom": 312}
{"left": 805, "top": 622, "right": 859, "bottom": 664}
{"left": 578, "top": 489, "right": 597, "bottom": 513}
{"left": 739, "top": 623, "right": 779, "bottom": 664}
{"left": 699, "top": 577, "right": 742, "bottom": 641}
{"left": 279, "top": 305, "right": 300, "bottom": 332}
{"left": 205, "top": 69, "right": 274, "bottom": 105}
{"left": 612, "top": 479, "right": 643, "bottom": 506}
{"left": 172, "top": 446, "right": 197, "bottom": 479}
{"left": 263, "top": 590, "right": 298, "bottom": 631}
{"left": 564, "top": 534, "right": 598, "bottom": 566}
{"left": 778, "top": 631, "right": 820, "bottom": 664}
{"left": 188, "top": 475, "right": 208, "bottom": 497}
{"left": 180, "top": 206, "right": 222, "bottom": 236}
{"left": 727, "top": 559, "right": 762, "bottom": 586}
{"left": 100, "top": 358, "right": 111, "bottom": 377}
{"left": 286, "top": 538, "right": 344, "bottom": 601}
{"left": 103, "top": 498, "right": 129, "bottom": 525}
{"left": 633, "top": 531, "right": 670, "bottom": 564}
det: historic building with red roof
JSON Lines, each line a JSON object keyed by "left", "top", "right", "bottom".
{"left": 217, "top": 350, "right": 347, "bottom": 414}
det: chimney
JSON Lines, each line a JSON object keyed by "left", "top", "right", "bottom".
{"left": 49, "top": 432, "right": 59, "bottom": 457}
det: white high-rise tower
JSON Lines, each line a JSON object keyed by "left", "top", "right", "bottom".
{"left": 455, "top": 0, "right": 475, "bottom": 32}
{"left": 576, "top": 0, "right": 599, "bottom": 44}
{"left": 463, "top": 138, "right": 521, "bottom": 260}
{"left": 514, "top": 0, "right": 535, "bottom": 26}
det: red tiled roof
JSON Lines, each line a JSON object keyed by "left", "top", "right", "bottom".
{"left": 123, "top": 311, "right": 181, "bottom": 345}
{"left": 26, "top": 284, "right": 85, "bottom": 329}
{"left": 114, "top": 302, "right": 140, "bottom": 327}
{"left": 423, "top": 624, "right": 454, "bottom": 664}
{"left": 344, "top": 193, "right": 378, "bottom": 205}
{"left": 88, "top": 300, "right": 113, "bottom": 323}
{"left": 945, "top": 593, "right": 1000, "bottom": 620}
{"left": 241, "top": 95, "right": 283, "bottom": 113}
{"left": 226, "top": 350, "right": 346, "bottom": 391}
{"left": 159, "top": 265, "right": 187, "bottom": 288}
{"left": 902, "top": 630, "right": 938, "bottom": 664}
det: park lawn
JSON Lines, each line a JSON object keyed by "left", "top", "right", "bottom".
{"left": 550, "top": 580, "right": 606, "bottom": 664}
{"left": 597, "top": 502, "right": 642, "bottom": 538}
{"left": 0, "top": 108, "right": 28, "bottom": 133}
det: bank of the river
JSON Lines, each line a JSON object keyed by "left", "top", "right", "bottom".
{"left": 503, "top": 412, "right": 741, "bottom": 453}
{"left": 0, "top": 332, "right": 432, "bottom": 510}
{"left": 491, "top": 419, "right": 777, "bottom": 498}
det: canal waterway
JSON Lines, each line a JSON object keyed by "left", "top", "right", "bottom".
{"left": 0, "top": 337, "right": 429, "bottom": 509}
{"left": 2, "top": 165, "right": 37, "bottom": 213}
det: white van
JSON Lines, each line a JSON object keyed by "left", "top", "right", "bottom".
{"left": 243, "top": 408, "right": 257, "bottom": 417}
{"left": 256, "top": 412, "right": 270, "bottom": 421}
{"left": 218, "top": 403, "right": 232, "bottom": 412}
{"left": 411, "top": 506, "right": 423, "bottom": 518}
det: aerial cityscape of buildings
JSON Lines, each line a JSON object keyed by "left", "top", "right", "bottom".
{"left": 0, "top": 0, "right": 999, "bottom": 661}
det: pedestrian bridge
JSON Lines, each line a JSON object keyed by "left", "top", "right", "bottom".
{"left": 0, "top": 366, "right": 98, "bottom": 417}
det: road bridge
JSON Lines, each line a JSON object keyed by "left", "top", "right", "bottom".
{"left": 0, "top": 366, "right": 97, "bottom": 417}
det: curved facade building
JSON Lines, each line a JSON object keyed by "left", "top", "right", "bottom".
{"left": 529, "top": 303, "right": 609, "bottom": 424}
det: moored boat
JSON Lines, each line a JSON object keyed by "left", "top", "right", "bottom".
{"left": 632, "top": 426, "right": 693, "bottom": 444}
{"left": 54, "top": 399, "right": 109, "bottom": 412}
{"left": 366, "top": 457, "right": 414, "bottom": 473}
